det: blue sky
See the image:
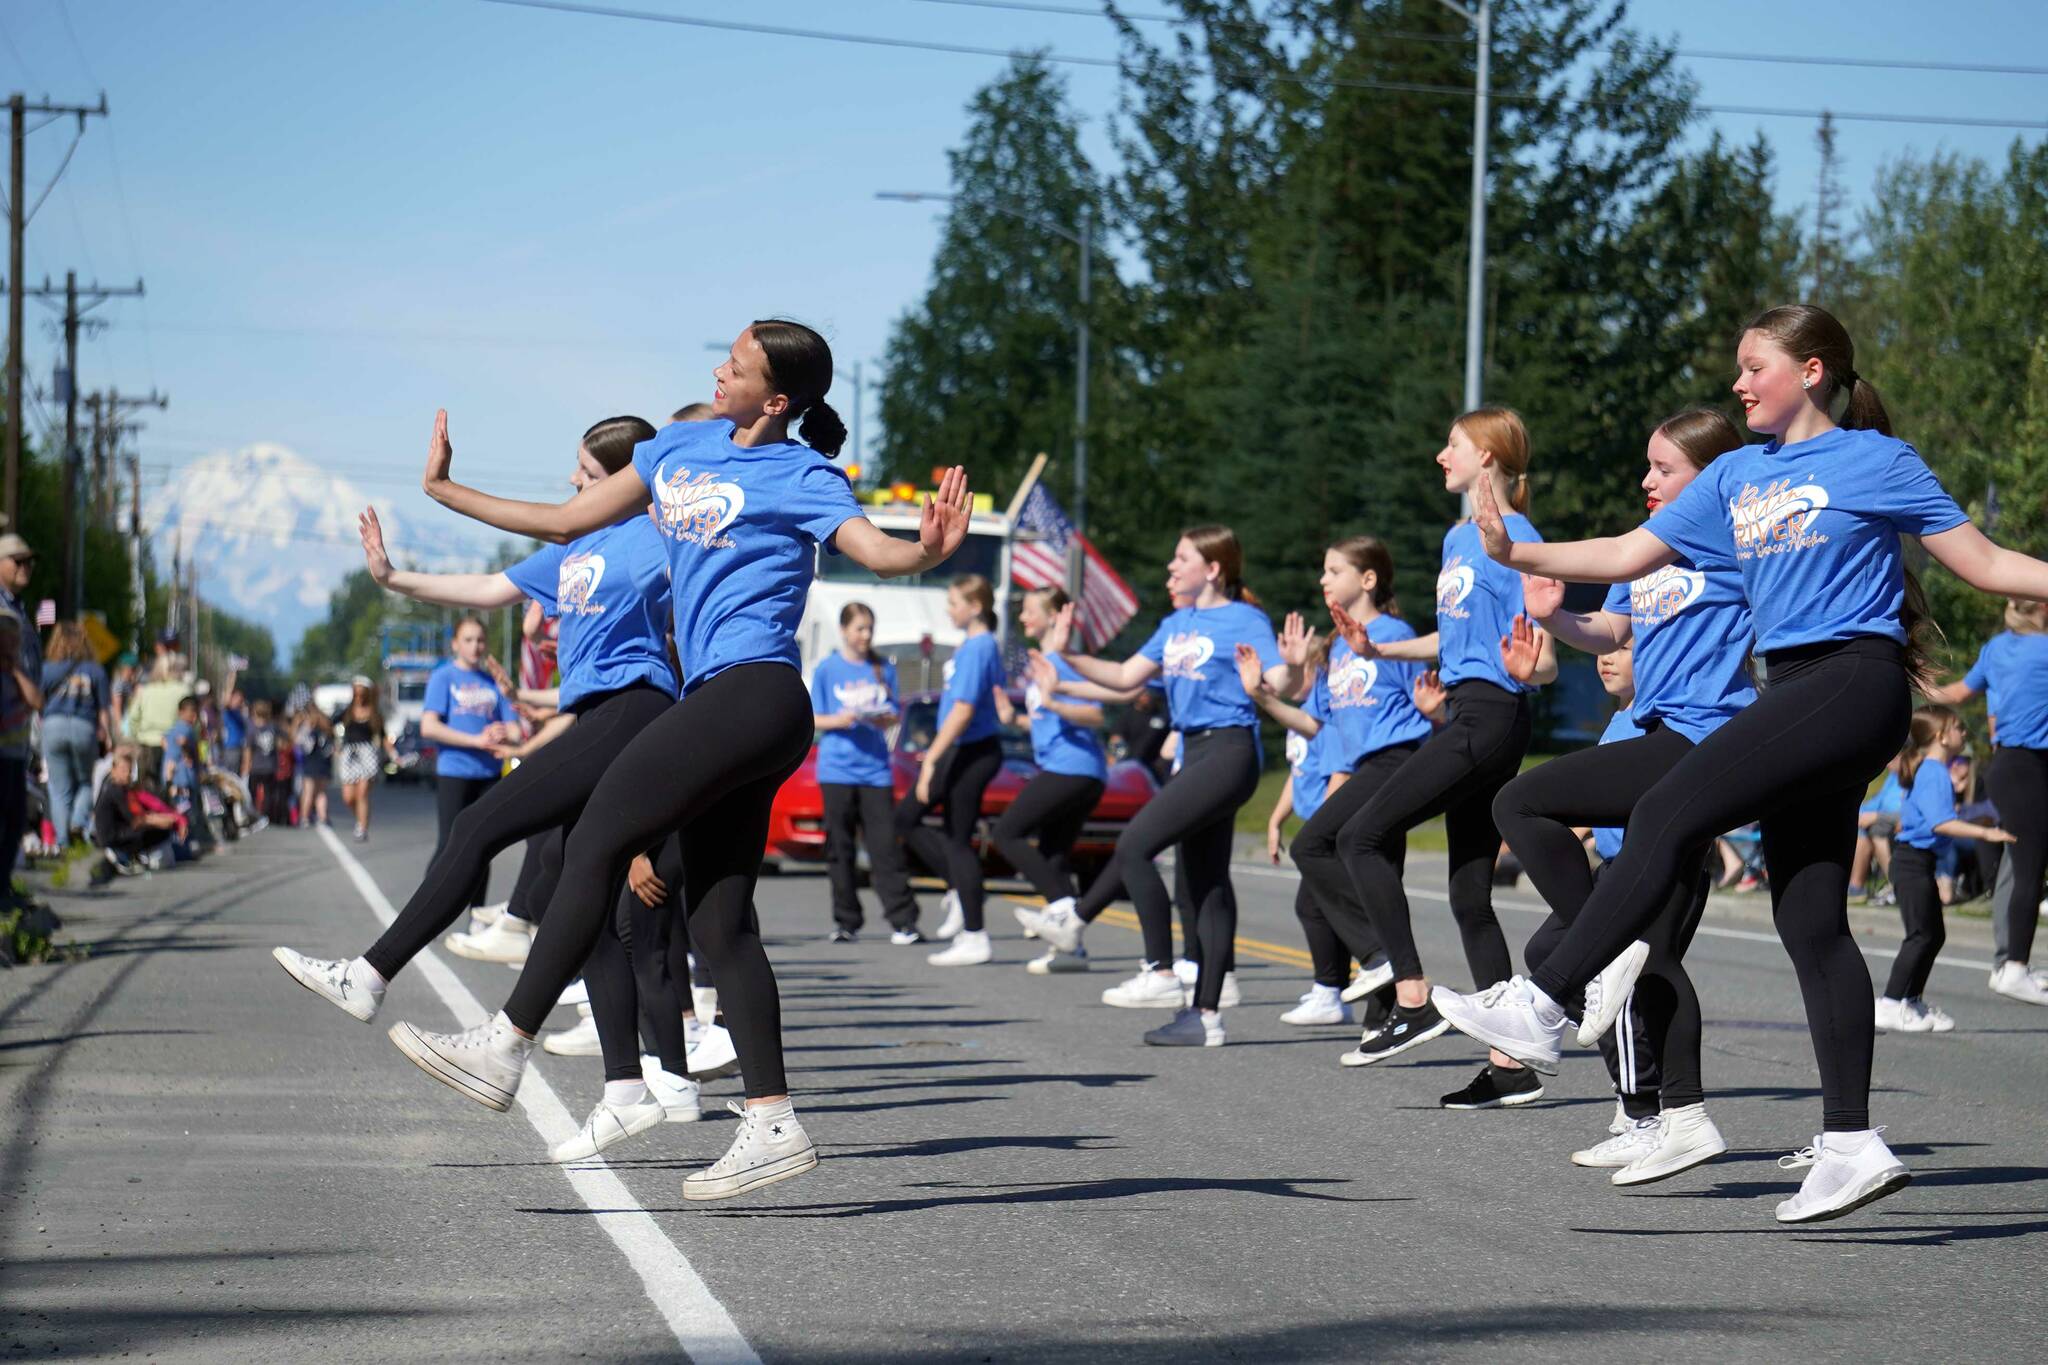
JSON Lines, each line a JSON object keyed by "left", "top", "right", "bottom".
{"left": 1, "top": 0, "right": 2043, "bottom": 605}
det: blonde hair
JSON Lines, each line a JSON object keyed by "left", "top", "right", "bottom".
{"left": 2005, "top": 599, "right": 2048, "bottom": 636}
{"left": 1454, "top": 406, "right": 1532, "bottom": 514}
{"left": 950, "top": 574, "right": 997, "bottom": 630}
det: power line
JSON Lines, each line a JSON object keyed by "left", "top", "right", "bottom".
{"left": 474, "top": 0, "right": 2048, "bottom": 131}
{"left": 904, "top": 0, "right": 2048, "bottom": 78}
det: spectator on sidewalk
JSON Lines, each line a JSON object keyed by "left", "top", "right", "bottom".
{"left": 126, "top": 653, "right": 189, "bottom": 791}
{"left": 39, "top": 620, "right": 111, "bottom": 848}
{"left": 162, "top": 695, "right": 217, "bottom": 851}
{"left": 0, "top": 604, "right": 44, "bottom": 906}
{"left": 93, "top": 746, "right": 178, "bottom": 874}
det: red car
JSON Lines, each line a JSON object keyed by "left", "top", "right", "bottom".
{"left": 764, "top": 690, "right": 1157, "bottom": 882}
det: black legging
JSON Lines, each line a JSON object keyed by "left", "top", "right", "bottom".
{"left": 504, "top": 664, "right": 814, "bottom": 1099}
{"left": 1528, "top": 637, "right": 1910, "bottom": 1133}
{"left": 1337, "top": 683, "right": 1530, "bottom": 986}
{"left": 434, "top": 774, "right": 501, "bottom": 910}
{"left": 506, "top": 830, "right": 562, "bottom": 926}
{"left": 1495, "top": 724, "right": 1713, "bottom": 1110}
{"left": 1077, "top": 726, "right": 1259, "bottom": 1011}
{"left": 1295, "top": 876, "right": 1347, "bottom": 990}
{"left": 821, "top": 783, "right": 918, "bottom": 933}
{"left": 1292, "top": 742, "right": 1419, "bottom": 971}
{"left": 1885, "top": 844, "right": 1945, "bottom": 1001}
{"left": 363, "top": 686, "right": 673, "bottom": 982}
{"left": 587, "top": 835, "right": 690, "bottom": 1082}
{"left": 894, "top": 735, "right": 1004, "bottom": 932}
{"left": 1986, "top": 746, "right": 2048, "bottom": 965}
{"left": 992, "top": 771, "right": 1104, "bottom": 903}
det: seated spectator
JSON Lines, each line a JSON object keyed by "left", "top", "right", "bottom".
{"left": 92, "top": 747, "right": 179, "bottom": 876}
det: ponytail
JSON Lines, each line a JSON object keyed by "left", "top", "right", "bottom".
{"left": 1900, "top": 561, "right": 1943, "bottom": 695}
{"left": 799, "top": 398, "right": 848, "bottom": 458}
{"left": 1897, "top": 704, "right": 1958, "bottom": 790}
{"left": 1183, "top": 524, "right": 1255, "bottom": 603}
{"left": 750, "top": 318, "right": 847, "bottom": 457}
{"left": 1453, "top": 407, "right": 1532, "bottom": 514}
{"left": 952, "top": 573, "right": 998, "bottom": 630}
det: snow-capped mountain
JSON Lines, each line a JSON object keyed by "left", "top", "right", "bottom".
{"left": 148, "top": 443, "right": 488, "bottom": 658}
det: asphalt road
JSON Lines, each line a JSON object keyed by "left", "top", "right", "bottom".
{"left": 5, "top": 784, "right": 2046, "bottom": 1362}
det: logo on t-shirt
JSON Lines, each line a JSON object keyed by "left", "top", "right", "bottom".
{"left": 1729, "top": 478, "right": 1831, "bottom": 558}
{"left": 1629, "top": 565, "right": 1707, "bottom": 623}
{"left": 449, "top": 682, "right": 498, "bottom": 718}
{"left": 558, "top": 551, "right": 608, "bottom": 617}
{"left": 1285, "top": 730, "right": 1309, "bottom": 774}
{"left": 655, "top": 466, "right": 744, "bottom": 549}
{"left": 1327, "top": 653, "right": 1380, "bottom": 709}
{"left": 1437, "top": 557, "right": 1476, "bottom": 617}
{"left": 1024, "top": 681, "right": 1044, "bottom": 717}
{"left": 833, "top": 678, "right": 892, "bottom": 716}
{"left": 1161, "top": 632, "right": 1214, "bottom": 680}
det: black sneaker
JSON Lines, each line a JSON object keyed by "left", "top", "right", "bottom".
{"left": 1358, "top": 984, "right": 1397, "bottom": 1037}
{"left": 1440, "top": 1063, "right": 1545, "bottom": 1109}
{"left": 828, "top": 928, "right": 859, "bottom": 944}
{"left": 1346, "top": 1000, "right": 1451, "bottom": 1065}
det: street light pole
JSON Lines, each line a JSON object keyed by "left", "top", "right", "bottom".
{"left": 877, "top": 190, "right": 1096, "bottom": 535}
{"left": 1435, "top": 0, "right": 1491, "bottom": 515}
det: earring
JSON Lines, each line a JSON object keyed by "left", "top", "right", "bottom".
{"left": 1801, "top": 377, "right": 1813, "bottom": 390}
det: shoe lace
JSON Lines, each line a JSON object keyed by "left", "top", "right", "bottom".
{"left": 1473, "top": 978, "right": 1518, "bottom": 1007}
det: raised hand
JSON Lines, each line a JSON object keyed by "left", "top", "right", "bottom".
{"left": 423, "top": 409, "right": 454, "bottom": 493}
{"left": 1412, "top": 668, "right": 1447, "bottom": 719}
{"left": 1026, "top": 650, "right": 1059, "bottom": 697}
{"left": 1326, "top": 596, "right": 1375, "bottom": 656}
{"left": 1472, "top": 472, "right": 1512, "bottom": 562}
{"left": 359, "top": 507, "right": 396, "bottom": 586}
{"left": 1520, "top": 572, "right": 1565, "bottom": 621}
{"left": 919, "top": 465, "right": 973, "bottom": 566}
{"left": 1278, "top": 611, "right": 1319, "bottom": 669}
{"left": 1234, "top": 642, "right": 1267, "bottom": 697}
{"left": 1499, "top": 614, "right": 1544, "bottom": 683}
{"left": 1040, "top": 602, "right": 1077, "bottom": 656}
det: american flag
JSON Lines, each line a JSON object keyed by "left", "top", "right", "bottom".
{"left": 1009, "top": 482, "right": 1139, "bottom": 651}
{"left": 33, "top": 599, "right": 54, "bottom": 627}
{"left": 521, "top": 614, "right": 558, "bottom": 690}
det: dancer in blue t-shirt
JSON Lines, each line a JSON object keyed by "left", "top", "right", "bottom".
{"left": 382, "top": 320, "right": 973, "bottom": 1199}
{"left": 1434, "top": 304, "right": 2048, "bottom": 1224}
{"left": 1019, "top": 525, "right": 1296, "bottom": 1049}
{"left": 811, "top": 601, "right": 920, "bottom": 945}
{"left": 897, "top": 574, "right": 1008, "bottom": 967}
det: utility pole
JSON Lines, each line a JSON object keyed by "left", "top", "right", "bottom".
{"left": 17, "top": 272, "right": 144, "bottom": 616}
{"left": 5, "top": 93, "right": 108, "bottom": 531}
{"left": 1433, "top": 0, "right": 1491, "bottom": 515}
{"left": 127, "top": 453, "right": 144, "bottom": 658}
{"left": 87, "top": 386, "right": 166, "bottom": 527}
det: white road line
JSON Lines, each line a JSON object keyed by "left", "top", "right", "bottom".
{"left": 1223, "top": 857, "right": 2000, "bottom": 974}
{"left": 316, "top": 826, "right": 760, "bottom": 1365}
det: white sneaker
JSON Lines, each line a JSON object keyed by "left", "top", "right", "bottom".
{"left": 933, "top": 889, "right": 964, "bottom": 941}
{"left": 1989, "top": 960, "right": 2048, "bottom": 1006}
{"left": 549, "top": 1096, "right": 667, "bottom": 1162}
{"left": 1578, "top": 941, "right": 1650, "bottom": 1046}
{"left": 543, "top": 1014, "right": 603, "bottom": 1056}
{"left": 1280, "top": 984, "right": 1353, "bottom": 1026}
{"left": 683, "top": 1099, "right": 818, "bottom": 1201}
{"left": 387, "top": 1011, "right": 531, "bottom": 1112}
{"left": 1774, "top": 1128, "right": 1911, "bottom": 1223}
{"left": 889, "top": 929, "right": 925, "bottom": 946}
{"left": 1572, "top": 1115, "right": 1663, "bottom": 1169}
{"left": 1218, "top": 971, "right": 1241, "bottom": 1009}
{"left": 272, "top": 947, "right": 384, "bottom": 1023}
{"left": 1171, "top": 958, "right": 1199, "bottom": 987}
{"left": 642, "top": 1060, "right": 704, "bottom": 1122}
{"left": 1613, "top": 1103, "right": 1727, "bottom": 1185}
{"left": 927, "top": 929, "right": 992, "bottom": 966}
{"left": 469, "top": 900, "right": 509, "bottom": 929}
{"left": 1876, "top": 996, "right": 1933, "bottom": 1033}
{"left": 692, "top": 986, "right": 718, "bottom": 1022}
{"left": 1101, "top": 967, "right": 1186, "bottom": 1009}
{"left": 1430, "top": 977, "right": 1566, "bottom": 1074}
{"left": 444, "top": 915, "right": 534, "bottom": 965}
{"left": 1906, "top": 997, "right": 1955, "bottom": 1032}
{"left": 1607, "top": 1098, "right": 1629, "bottom": 1136}
{"left": 1340, "top": 956, "right": 1396, "bottom": 1003}
{"left": 559, "top": 977, "right": 589, "bottom": 1008}
{"left": 1026, "top": 946, "right": 1091, "bottom": 975}
{"left": 686, "top": 1023, "right": 741, "bottom": 1081}
{"left": 1014, "top": 900, "right": 1084, "bottom": 953}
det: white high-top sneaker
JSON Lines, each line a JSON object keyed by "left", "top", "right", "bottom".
{"left": 1988, "top": 960, "right": 2048, "bottom": 1006}
{"left": 1280, "top": 983, "right": 1352, "bottom": 1026}
{"left": 1613, "top": 1103, "right": 1727, "bottom": 1186}
{"left": 932, "top": 890, "right": 965, "bottom": 941}
{"left": 444, "top": 915, "right": 535, "bottom": 965}
{"left": 387, "top": 1011, "right": 533, "bottom": 1111}
{"left": 1014, "top": 898, "right": 1083, "bottom": 953}
{"left": 543, "top": 1014, "right": 603, "bottom": 1056}
{"left": 272, "top": 947, "right": 384, "bottom": 1023}
{"left": 682, "top": 1099, "right": 818, "bottom": 1201}
{"left": 1572, "top": 1115, "right": 1663, "bottom": 1169}
{"left": 1577, "top": 942, "right": 1650, "bottom": 1045}
{"left": 686, "top": 1023, "right": 741, "bottom": 1081}
{"left": 643, "top": 1059, "right": 704, "bottom": 1123}
{"left": 549, "top": 1095, "right": 668, "bottom": 1163}
{"left": 927, "top": 929, "right": 992, "bottom": 967}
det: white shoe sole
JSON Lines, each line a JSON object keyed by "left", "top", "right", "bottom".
{"left": 273, "top": 947, "right": 377, "bottom": 1024}
{"left": 551, "top": 1103, "right": 667, "bottom": 1163}
{"left": 1612, "top": 1133, "right": 1729, "bottom": 1186}
{"left": 1102, "top": 991, "right": 1186, "bottom": 1009}
{"left": 1341, "top": 1015, "right": 1451, "bottom": 1066}
{"left": 685, "top": 1047, "right": 742, "bottom": 1082}
{"left": 1774, "top": 1167, "right": 1912, "bottom": 1223}
{"left": 682, "top": 1145, "right": 819, "bottom": 1201}
{"left": 444, "top": 934, "right": 530, "bottom": 965}
{"left": 387, "top": 1022, "right": 516, "bottom": 1112}
{"left": 1341, "top": 959, "right": 1396, "bottom": 1003}
{"left": 1572, "top": 1146, "right": 1650, "bottom": 1169}
{"left": 1280, "top": 1008, "right": 1353, "bottom": 1027}
{"left": 1429, "top": 989, "right": 1560, "bottom": 1074}
{"left": 1578, "top": 941, "right": 1651, "bottom": 1046}
{"left": 543, "top": 1030, "right": 604, "bottom": 1057}
{"left": 1026, "top": 955, "right": 1090, "bottom": 975}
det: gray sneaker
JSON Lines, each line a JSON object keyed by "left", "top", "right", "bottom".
{"left": 1143, "top": 1007, "right": 1225, "bottom": 1048}
{"left": 683, "top": 1099, "right": 818, "bottom": 1200}
{"left": 388, "top": 1011, "right": 532, "bottom": 1112}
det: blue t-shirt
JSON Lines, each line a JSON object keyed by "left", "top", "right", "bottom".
{"left": 1309, "top": 617, "right": 1433, "bottom": 768}
{"left": 504, "top": 516, "right": 679, "bottom": 710}
{"left": 1025, "top": 652, "right": 1108, "bottom": 780}
{"left": 39, "top": 659, "right": 106, "bottom": 723}
{"left": 424, "top": 661, "right": 518, "bottom": 781}
{"left": 1138, "top": 600, "right": 1281, "bottom": 733}
{"left": 1895, "top": 756, "right": 1957, "bottom": 851}
{"left": 810, "top": 651, "right": 898, "bottom": 788}
{"left": 1643, "top": 428, "right": 1968, "bottom": 656}
{"left": 221, "top": 705, "right": 248, "bottom": 749}
{"left": 1590, "top": 706, "right": 1646, "bottom": 862}
{"left": 1600, "top": 556, "right": 1757, "bottom": 745}
{"left": 1286, "top": 728, "right": 1330, "bottom": 824}
{"left": 1862, "top": 770, "right": 1905, "bottom": 817}
{"left": 1437, "top": 514, "right": 1544, "bottom": 691}
{"left": 634, "top": 419, "right": 863, "bottom": 692}
{"left": 1965, "top": 631, "right": 2048, "bottom": 751}
{"left": 163, "top": 718, "right": 198, "bottom": 790}
{"left": 939, "top": 632, "right": 1004, "bottom": 745}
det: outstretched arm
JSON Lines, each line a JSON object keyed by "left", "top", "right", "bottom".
{"left": 1472, "top": 475, "right": 1677, "bottom": 583}
{"left": 831, "top": 467, "right": 973, "bottom": 579}
{"left": 423, "top": 410, "right": 650, "bottom": 545}
{"left": 1922, "top": 522, "right": 2048, "bottom": 601}
{"left": 360, "top": 507, "right": 525, "bottom": 609}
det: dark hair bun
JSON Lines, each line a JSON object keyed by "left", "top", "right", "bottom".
{"left": 801, "top": 399, "right": 848, "bottom": 458}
